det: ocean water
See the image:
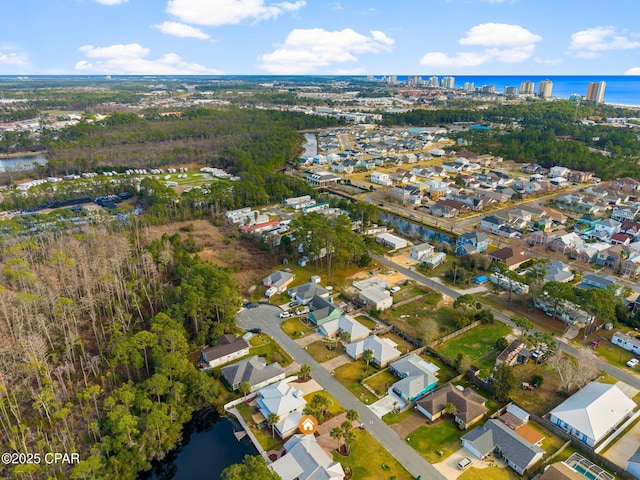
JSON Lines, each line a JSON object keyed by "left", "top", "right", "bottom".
{"left": 380, "top": 75, "right": 640, "bottom": 107}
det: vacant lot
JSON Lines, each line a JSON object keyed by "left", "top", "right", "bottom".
{"left": 407, "top": 419, "right": 465, "bottom": 463}
{"left": 508, "top": 361, "right": 567, "bottom": 416}
{"left": 143, "top": 219, "right": 276, "bottom": 289}
{"left": 364, "top": 369, "right": 397, "bottom": 397}
{"left": 306, "top": 340, "right": 345, "bottom": 363}
{"left": 281, "top": 317, "right": 314, "bottom": 339}
{"left": 380, "top": 295, "right": 457, "bottom": 343}
{"left": 333, "top": 360, "right": 380, "bottom": 404}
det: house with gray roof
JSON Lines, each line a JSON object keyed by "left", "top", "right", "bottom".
{"left": 288, "top": 283, "right": 330, "bottom": 305}
{"left": 461, "top": 419, "right": 544, "bottom": 474}
{"left": 346, "top": 335, "right": 401, "bottom": 367}
{"left": 221, "top": 355, "right": 285, "bottom": 392}
{"left": 416, "top": 383, "right": 488, "bottom": 429}
{"left": 308, "top": 295, "right": 343, "bottom": 325}
{"left": 256, "top": 380, "right": 307, "bottom": 439}
{"left": 263, "top": 270, "right": 296, "bottom": 293}
{"left": 389, "top": 354, "right": 439, "bottom": 402}
{"left": 549, "top": 382, "right": 635, "bottom": 447}
{"left": 270, "top": 434, "right": 345, "bottom": 480}
{"left": 544, "top": 260, "right": 575, "bottom": 283}
{"left": 319, "top": 315, "right": 370, "bottom": 342}
{"left": 201, "top": 334, "right": 249, "bottom": 369}
{"left": 627, "top": 447, "right": 640, "bottom": 479}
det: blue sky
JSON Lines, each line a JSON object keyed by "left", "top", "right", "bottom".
{"left": 2, "top": 0, "right": 640, "bottom": 75}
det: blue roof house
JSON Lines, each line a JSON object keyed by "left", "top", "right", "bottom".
{"left": 456, "top": 231, "right": 489, "bottom": 256}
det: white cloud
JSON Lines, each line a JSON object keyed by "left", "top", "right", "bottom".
{"left": 534, "top": 57, "right": 562, "bottom": 66}
{"left": 0, "top": 51, "right": 28, "bottom": 66}
{"left": 460, "top": 23, "right": 541, "bottom": 47}
{"left": 625, "top": 67, "right": 640, "bottom": 75}
{"left": 569, "top": 27, "right": 640, "bottom": 59}
{"left": 154, "top": 21, "right": 210, "bottom": 39}
{"left": 329, "top": 2, "right": 342, "bottom": 10}
{"left": 75, "top": 43, "right": 220, "bottom": 74}
{"left": 258, "top": 28, "right": 394, "bottom": 74}
{"left": 93, "top": 0, "right": 128, "bottom": 5}
{"left": 420, "top": 22, "right": 540, "bottom": 69}
{"left": 166, "top": 0, "right": 306, "bottom": 26}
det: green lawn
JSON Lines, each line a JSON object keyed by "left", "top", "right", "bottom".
{"left": 235, "top": 402, "right": 283, "bottom": 452}
{"left": 303, "top": 390, "right": 345, "bottom": 418}
{"left": 354, "top": 315, "right": 377, "bottom": 329}
{"left": 407, "top": 419, "right": 465, "bottom": 463}
{"left": 281, "top": 317, "right": 314, "bottom": 339}
{"left": 333, "top": 360, "right": 379, "bottom": 404}
{"left": 333, "top": 429, "right": 412, "bottom": 480}
{"left": 436, "top": 323, "right": 512, "bottom": 374}
{"left": 380, "top": 332, "right": 415, "bottom": 355}
{"left": 380, "top": 301, "right": 457, "bottom": 342}
{"left": 364, "top": 369, "right": 397, "bottom": 397}
{"left": 248, "top": 333, "right": 294, "bottom": 367}
{"left": 305, "top": 340, "right": 345, "bottom": 363}
{"left": 589, "top": 339, "right": 636, "bottom": 369}
{"left": 382, "top": 407, "right": 415, "bottom": 425}
{"left": 459, "top": 466, "right": 521, "bottom": 480}
{"left": 420, "top": 353, "right": 459, "bottom": 383}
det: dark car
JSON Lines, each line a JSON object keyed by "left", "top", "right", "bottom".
{"left": 248, "top": 328, "right": 262, "bottom": 334}
{"left": 244, "top": 302, "right": 259, "bottom": 309}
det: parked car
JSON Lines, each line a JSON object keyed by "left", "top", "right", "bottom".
{"left": 627, "top": 358, "right": 639, "bottom": 368}
{"left": 457, "top": 458, "right": 472, "bottom": 470}
{"left": 279, "top": 311, "right": 291, "bottom": 319}
{"left": 289, "top": 300, "right": 301, "bottom": 308}
{"left": 389, "top": 286, "right": 401, "bottom": 294}
{"left": 247, "top": 328, "right": 262, "bottom": 334}
{"left": 295, "top": 306, "right": 310, "bottom": 315}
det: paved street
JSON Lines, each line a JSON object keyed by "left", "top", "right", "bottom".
{"left": 371, "top": 254, "right": 640, "bottom": 391}
{"left": 237, "top": 304, "right": 446, "bottom": 480}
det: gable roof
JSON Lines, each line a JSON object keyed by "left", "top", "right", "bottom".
{"left": 202, "top": 334, "right": 249, "bottom": 362}
{"left": 416, "top": 383, "right": 487, "bottom": 423}
{"left": 461, "top": 419, "right": 544, "bottom": 471}
{"left": 289, "top": 283, "right": 330, "bottom": 302}
{"left": 258, "top": 380, "right": 307, "bottom": 417}
{"left": 309, "top": 295, "right": 342, "bottom": 323}
{"left": 271, "top": 434, "right": 345, "bottom": 480}
{"left": 221, "top": 355, "right": 284, "bottom": 387}
{"left": 264, "top": 270, "right": 295, "bottom": 288}
{"left": 346, "top": 335, "right": 401, "bottom": 365}
{"left": 489, "top": 247, "right": 529, "bottom": 267}
{"left": 549, "top": 382, "right": 635, "bottom": 442}
{"left": 319, "top": 315, "right": 370, "bottom": 340}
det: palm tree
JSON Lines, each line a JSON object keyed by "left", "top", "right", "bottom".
{"left": 346, "top": 409, "right": 359, "bottom": 426}
{"left": 299, "top": 364, "right": 311, "bottom": 381}
{"left": 266, "top": 412, "right": 280, "bottom": 439}
{"left": 330, "top": 426, "right": 343, "bottom": 451}
{"left": 343, "top": 428, "right": 356, "bottom": 455}
{"left": 363, "top": 349, "right": 374, "bottom": 372}
{"left": 238, "top": 381, "right": 252, "bottom": 397}
{"left": 444, "top": 402, "right": 457, "bottom": 416}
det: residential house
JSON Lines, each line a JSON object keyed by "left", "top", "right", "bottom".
{"left": 568, "top": 170, "right": 594, "bottom": 183}
{"left": 609, "top": 233, "right": 633, "bottom": 245}
{"left": 346, "top": 335, "right": 402, "bottom": 367}
{"left": 620, "top": 220, "right": 640, "bottom": 239}
{"left": 611, "top": 331, "right": 640, "bottom": 355}
{"left": 456, "top": 231, "right": 490, "bottom": 255}
{"left": 430, "top": 199, "right": 468, "bottom": 218}
{"left": 388, "top": 354, "right": 439, "bottom": 402}
{"left": 318, "top": 315, "right": 370, "bottom": 342}
{"left": 391, "top": 169, "right": 416, "bottom": 184}
{"left": 305, "top": 170, "right": 341, "bottom": 187}
{"left": 549, "top": 166, "right": 571, "bottom": 178}
{"left": 549, "top": 382, "right": 635, "bottom": 447}
{"left": 543, "top": 261, "right": 575, "bottom": 283}
{"left": 370, "top": 171, "right": 392, "bottom": 186}
{"left": 425, "top": 179, "right": 452, "bottom": 199}
{"left": 539, "top": 455, "right": 613, "bottom": 480}
{"left": 390, "top": 185, "right": 422, "bottom": 205}
{"left": 263, "top": 270, "right": 296, "bottom": 294}
{"left": 270, "top": 434, "right": 345, "bottom": 480}
{"left": 621, "top": 252, "right": 640, "bottom": 277}
{"left": 550, "top": 232, "right": 584, "bottom": 254}
{"left": 590, "top": 218, "right": 621, "bottom": 240}
{"left": 308, "top": 295, "right": 343, "bottom": 326}
{"left": 410, "top": 243, "right": 435, "bottom": 261}
{"left": 329, "top": 162, "right": 353, "bottom": 174}
{"left": 461, "top": 419, "right": 545, "bottom": 474}
{"left": 376, "top": 233, "right": 408, "bottom": 250}
{"left": 256, "top": 381, "right": 307, "bottom": 439}
{"left": 616, "top": 177, "right": 640, "bottom": 192}
{"left": 288, "top": 283, "right": 330, "bottom": 306}
{"left": 488, "top": 247, "right": 530, "bottom": 271}
{"left": 412, "top": 167, "right": 434, "bottom": 180}
{"left": 423, "top": 251, "right": 447, "bottom": 268}
{"left": 221, "top": 356, "right": 285, "bottom": 392}
{"left": 201, "top": 334, "right": 250, "bottom": 369}
{"left": 476, "top": 190, "right": 508, "bottom": 205}
{"left": 359, "top": 287, "right": 393, "bottom": 311}
{"left": 524, "top": 181, "right": 543, "bottom": 194}
{"left": 595, "top": 244, "right": 630, "bottom": 269}
{"left": 611, "top": 205, "right": 640, "bottom": 222}
{"left": 572, "top": 242, "right": 610, "bottom": 264}
{"left": 416, "top": 383, "right": 488, "bottom": 429}
{"left": 577, "top": 273, "right": 622, "bottom": 295}
{"left": 284, "top": 195, "right": 312, "bottom": 208}
{"left": 479, "top": 215, "right": 508, "bottom": 235}
{"left": 495, "top": 340, "right": 527, "bottom": 367}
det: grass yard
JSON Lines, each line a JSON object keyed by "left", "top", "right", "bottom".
{"left": 333, "top": 360, "right": 380, "bottom": 404}
{"left": 420, "top": 353, "right": 459, "bottom": 383}
{"left": 508, "top": 361, "right": 566, "bottom": 416}
{"left": 354, "top": 315, "right": 377, "bottom": 329}
{"left": 333, "top": 429, "right": 412, "bottom": 480}
{"left": 586, "top": 338, "right": 636, "bottom": 370}
{"left": 380, "top": 301, "right": 457, "bottom": 343}
{"left": 235, "top": 402, "right": 283, "bottom": 452}
{"left": 436, "top": 323, "right": 512, "bottom": 374}
{"left": 303, "top": 390, "right": 345, "bottom": 418}
{"left": 526, "top": 421, "right": 567, "bottom": 454}
{"left": 382, "top": 407, "right": 415, "bottom": 425}
{"left": 380, "top": 331, "right": 415, "bottom": 354}
{"left": 364, "top": 369, "right": 398, "bottom": 397}
{"left": 281, "top": 317, "right": 314, "bottom": 339}
{"left": 407, "top": 419, "right": 465, "bottom": 463}
{"left": 305, "top": 340, "right": 345, "bottom": 363}
{"left": 249, "top": 333, "right": 294, "bottom": 367}
{"left": 459, "top": 466, "right": 521, "bottom": 480}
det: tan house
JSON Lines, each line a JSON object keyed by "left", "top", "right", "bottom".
{"left": 416, "top": 383, "right": 488, "bottom": 429}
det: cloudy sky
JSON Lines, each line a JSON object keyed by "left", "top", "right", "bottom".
{"left": 2, "top": 0, "right": 640, "bottom": 75}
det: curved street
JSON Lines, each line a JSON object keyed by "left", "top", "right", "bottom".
{"left": 237, "top": 304, "right": 446, "bottom": 480}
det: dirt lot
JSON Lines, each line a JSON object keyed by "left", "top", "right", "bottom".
{"left": 143, "top": 219, "right": 277, "bottom": 289}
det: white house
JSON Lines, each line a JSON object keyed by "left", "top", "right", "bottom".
{"left": 410, "top": 243, "right": 435, "bottom": 261}
{"left": 375, "top": 233, "right": 408, "bottom": 250}
{"left": 611, "top": 331, "right": 640, "bottom": 355}
{"left": 549, "top": 166, "right": 570, "bottom": 178}
{"left": 270, "top": 434, "right": 345, "bottom": 480}
{"left": 359, "top": 287, "right": 393, "bottom": 310}
{"left": 549, "top": 382, "right": 635, "bottom": 447}
{"left": 256, "top": 380, "right": 307, "bottom": 439}
{"left": 370, "top": 171, "right": 392, "bottom": 186}
{"left": 201, "top": 334, "right": 250, "bottom": 369}
{"left": 263, "top": 270, "right": 296, "bottom": 294}
{"left": 346, "top": 335, "right": 401, "bottom": 367}
{"left": 319, "top": 315, "right": 370, "bottom": 342}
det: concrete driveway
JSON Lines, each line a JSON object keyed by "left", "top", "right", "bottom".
{"left": 369, "top": 388, "right": 406, "bottom": 418}
{"left": 295, "top": 332, "right": 323, "bottom": 347}
{"left": 320, "top": 353, "right": 352, "bottom": 371}
{"left": 604, "top": 417, "right": 640, "bottom": 469}
{"left": 433, "top": 448, "right": 502, "bottom": 480}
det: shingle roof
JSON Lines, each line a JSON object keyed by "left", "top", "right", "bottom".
{"left": 221, "top": 356, "right": 284, "bottom": 387}
{"left": 202, "top": 334, "right": 249, "bottom": 363}
{"left": 289, "top": 283, "right": 330, "bottom": 303}
{"left": 416, "top": 383, "right": 488, "bottom": 423}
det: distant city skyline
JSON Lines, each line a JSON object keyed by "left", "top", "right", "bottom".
{"left": 2, "top": 0, "right": 640, "bottom": 76}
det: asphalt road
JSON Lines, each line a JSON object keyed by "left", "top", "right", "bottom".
{"left": 371, "top": 254, "right": 640, "bottom": 391}
{"left": 237, "top": 304, "right": 446, "bottom": 480}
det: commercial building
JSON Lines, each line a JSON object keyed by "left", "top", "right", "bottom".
{"left": 441, "top": 77, "right": 455, "bottom": 89}
{"left": 520, "top": 80, "right": 535, "bottom": 95}
{"left": 586, "top": 81, "right": 606, "bottom": 104}
{"left": 538, "top": 79, "right": 553, "bottom": 99}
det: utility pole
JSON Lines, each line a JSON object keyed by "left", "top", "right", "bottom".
{"left": 453, "top": 265, "right": 458, "bottom": 286}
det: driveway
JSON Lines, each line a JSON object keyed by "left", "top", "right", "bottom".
{"left": 320, "top": 353, "right": 352, "bottom": 372}
{"left": 603, "top": 416, "right": 640, "bottom": 469}
{"left": 236, "top": 304, "right": 446, "bottom": 480}
{"left": 369, "top": 388, "right": 406, "bottom": 418}
{"left": 295, "top": 332, "right": 323, "bottom": 348}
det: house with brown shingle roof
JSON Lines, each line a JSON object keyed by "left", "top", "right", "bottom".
{"left": 416, "top": 383, "right": 488, "bottom": 430}
{"left": 201, "top": 334, "right": 250, "bottom": 369}
{"left": 488, "top": 247, "right": 530, "bottom": 271}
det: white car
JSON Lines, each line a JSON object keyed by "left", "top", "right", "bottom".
{"left": 626, "top": 358, "right": 639, "bottom": 368}
{"left": 279, "top": 311, "right": 291, "bottom": 319}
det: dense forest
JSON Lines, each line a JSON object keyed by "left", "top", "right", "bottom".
{"left": 0, "top": 226, "right": 244, "bottom": 479}
{"left": 383, "top": 101, "right": 640, "bottom": 180}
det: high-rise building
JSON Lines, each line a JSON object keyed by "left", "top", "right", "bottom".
{"left": 538, "top": 79, "right": 553, "bottom": 99}
{"left": 520, "top": 80, "right": 535, "bottom": 95}
{"left": 429, "top": 76, "right": 439, "bottom": 87}
{"left": 586, "top": 81, "right": 606, "bottom": 104}
{"left": 441, "top": 77, "right": 455, "bottom": 89}
{"left": 387, "top": 75, "right": 398, "bottom": 85}
{"left": 504, "top": 86, "right": 518, "bottom": 95}
{"left": 463, "top": 82, "right": 475, "bottom": 92}
{"left": 407, "top": 75, "right": 423, "bottom": 86}
{"left": 480, "top": 85, "right": 496, "bottom": 94}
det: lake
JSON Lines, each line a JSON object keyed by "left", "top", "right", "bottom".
{"left": 0, "top": 154, "right": 47, "bottom": 172}
{"left": 139, "top": 409, "right": 258, "bottom": 480}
